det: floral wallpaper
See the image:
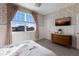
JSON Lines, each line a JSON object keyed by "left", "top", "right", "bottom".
{"left": 0, "top": 4, "right": 7, "bottom": 25}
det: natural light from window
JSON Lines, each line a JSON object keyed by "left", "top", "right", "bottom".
{"left": 11, "top": 11, "right": 36, "bottom": 32}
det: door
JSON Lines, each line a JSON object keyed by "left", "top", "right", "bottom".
{"left": 76, "top": 14, "right": 79, "bottom": 49}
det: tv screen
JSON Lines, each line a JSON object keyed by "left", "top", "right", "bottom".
{"left": 55, "top": 17, "right": 71, "bottom": 26}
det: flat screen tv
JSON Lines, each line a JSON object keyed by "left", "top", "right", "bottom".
{"left": 55, "top": 17, "right": 71, "bottom": 26}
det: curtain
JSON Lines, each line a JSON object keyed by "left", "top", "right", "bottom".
{"left": 5, "top": 3, "right": 18, "bottom": 45}
{"left": 32, "top": 12, "right": 39, "bottom": 39}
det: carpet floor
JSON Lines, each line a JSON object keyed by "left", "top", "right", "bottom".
{"left": 36, "top": 39, "right": 79, "bottom": 56}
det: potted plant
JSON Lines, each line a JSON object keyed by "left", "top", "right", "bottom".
{"left": 58, "top": 29, "right": 62, "bottom": 34}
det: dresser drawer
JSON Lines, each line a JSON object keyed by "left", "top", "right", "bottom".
{"left": 51, "top": 34, "right": 72, "bottom": 47}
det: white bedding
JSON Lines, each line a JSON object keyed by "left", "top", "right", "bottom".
{"left": 0, "top": 40, "right": 56, "bottom": 56}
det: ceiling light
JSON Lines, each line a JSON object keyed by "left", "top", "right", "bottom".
{"left": 35, "top": 3, "right": 41, "bottom": 7}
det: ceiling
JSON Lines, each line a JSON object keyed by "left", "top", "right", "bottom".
{"left": 16, "top": 3, "right": 75, "bottom": 15}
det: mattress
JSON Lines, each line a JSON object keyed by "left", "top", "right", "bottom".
{"left": 0, "top": 40, "right": 56, "bottom": 56}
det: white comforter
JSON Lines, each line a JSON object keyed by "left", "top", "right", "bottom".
{"left": 0, "top": 40, "right": 56, "bottom": 56}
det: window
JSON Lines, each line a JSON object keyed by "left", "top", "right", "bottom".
{"left": 11, "top": 11, "right": 36, "bottom": 32}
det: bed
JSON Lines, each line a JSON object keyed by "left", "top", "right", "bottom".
{"left": 0, "top": 40, "right": 56, "bottom": 56}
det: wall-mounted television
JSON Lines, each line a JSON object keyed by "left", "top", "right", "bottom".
{"left": 55, "top": 17, "right": 71, "bottom": 26}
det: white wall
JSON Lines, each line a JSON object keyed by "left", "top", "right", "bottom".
{"left": 43, "top": 15, "right": 76, "bottom": 46}
{"left": 12, "top": 32, "right": 36, "bottom": 44}
{"left": 43, "top": 14, "right": 76, "bottom": 48}
{"left": 42, "top": 4, "right": 79, "bottom": 48}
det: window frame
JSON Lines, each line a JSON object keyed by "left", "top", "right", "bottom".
{"left": 11, "top": 10, "right": 36, "bottom": 32}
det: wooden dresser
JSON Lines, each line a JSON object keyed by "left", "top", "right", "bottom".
{"left": 51, "top": 34, "right": 72, "bottom": 47}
